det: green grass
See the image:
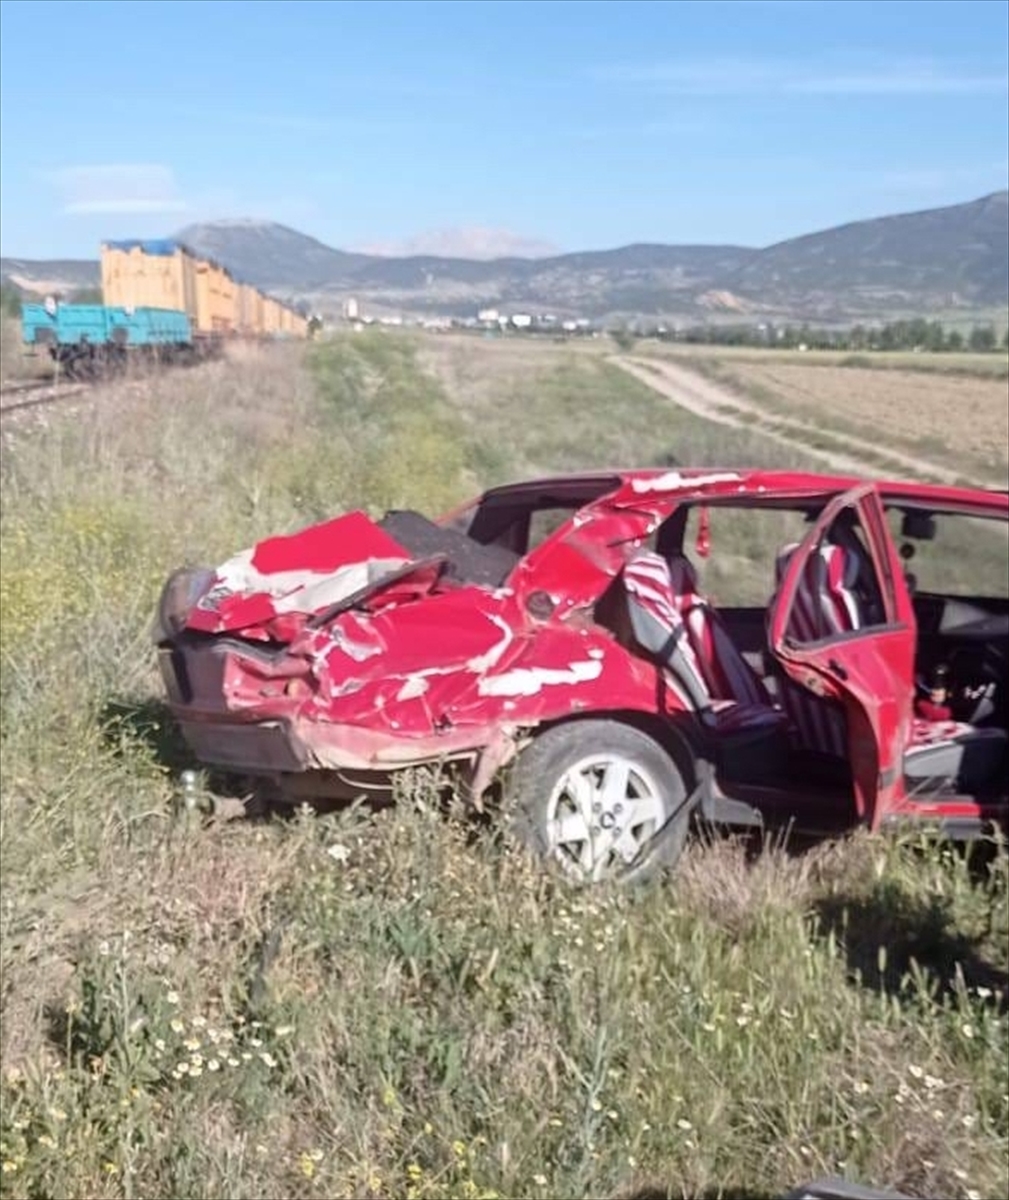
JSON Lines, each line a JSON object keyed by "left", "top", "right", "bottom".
{"left": 641, "top": 342, "right": 1009, "bottom": 380}
{"left": 418, "top": 335, "right": 822, "bottom": 482}
{"left": 1, "top": 333, "right": 1006, "bottom": 1200}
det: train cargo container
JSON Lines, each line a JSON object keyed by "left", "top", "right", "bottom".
{"left": 101, "top": 240, "right": 198, "bottom": 320}
{"left": 269, "top": 301, "right": 307, "bottom": 339}
{"left": 261, "top": 296, "right": 283, "bottom": 336}
{"left": 194, "top": 260, "right": 236, "bottom": 335}
{"left": 235, "top": 283, "right": 264, "bottom": 336}
{"left": 22, "top": 302, "right": 193, "bottom": 376}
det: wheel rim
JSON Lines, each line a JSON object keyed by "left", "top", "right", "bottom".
{"left": 544, "top": 753, "right": 670, "bottom": 883}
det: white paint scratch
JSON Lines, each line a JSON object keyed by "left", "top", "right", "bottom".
{"left": 466, "top": 612, "right": 515, "bottom": 673}
{"left": 477, "top": 659, "right": 604, "bottom": 697}
{"left": 200, "top": 549, "right": 410, "bottom": 616}
{"left": 396, "top": 676, "right": 430, "bottom": 701}
{"left": 629, "top": 470, "right": 741, "bottom": 495}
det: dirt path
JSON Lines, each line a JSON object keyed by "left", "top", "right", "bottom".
{"left": 610, "top": 354, "right": 980, "bottom": 484}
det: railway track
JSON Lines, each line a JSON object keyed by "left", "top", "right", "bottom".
{"left": 0, "top": 377, "right": 90, "bottom": 416}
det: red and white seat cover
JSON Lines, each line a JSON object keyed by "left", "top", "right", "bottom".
{"left": 774, "top": 540, "right": 1007, "bottom": 788}
{"left": 623, "top": 552, "right": 784, "bottom": 736}
{"left": 773, "top": 540, "right": 858, "bottom": 758}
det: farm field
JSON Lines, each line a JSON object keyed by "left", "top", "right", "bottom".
{"left": 635, "top": 344, "right": 1009, "bottom": 487}
{"left": 640, "top": 341, "right": 1009, "bottom": 378}
{"left": 0, "top": 332, "right": 1006, "bottom": 1200}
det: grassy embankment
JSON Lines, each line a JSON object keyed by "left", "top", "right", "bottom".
{"left": 1, "top": 333, "right": 1006, "bottom": 1200}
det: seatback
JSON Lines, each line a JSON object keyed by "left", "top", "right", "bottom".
{"left": 622, "top": 552, "right": 712, "bottom": 712}
{"left": 776, "top": 540, "right": 866, "bottom": 644}
{"left": 666, "top": 555, "right": 773, "bottom": 707}
{"left": 772, "top": 540, "right": 863, "bottom": 758}
{"left": 623, "top": 551, "right": 775, "bottom": 713}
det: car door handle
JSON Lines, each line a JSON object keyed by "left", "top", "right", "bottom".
{"left": 827, "top": 658, "right": 849, "bottom": 681}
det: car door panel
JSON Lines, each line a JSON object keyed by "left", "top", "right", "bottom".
{"left": 769, "top": 484, "right": 917, "bottom": 828}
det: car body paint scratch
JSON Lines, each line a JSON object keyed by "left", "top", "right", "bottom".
{"left": 629, "top": 470, "right": 742, "bottom": 495}
{"left": 477, "top": 659, "right": 604, "bottom": 697}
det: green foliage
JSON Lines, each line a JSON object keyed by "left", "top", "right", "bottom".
{"left": 0, "top": 284, "right": 21, "bottom": 319}
{"left": 308, "top": 332, "right": 476, "bottom": 516}
{"left": 968, "top": 324, "right": 998, "bottom": 352}
{"left": 610, "top": 328, "right": 637, "bottom": 352}
{"left": 655, "top": 316, "right": 1008, "bottom": 356}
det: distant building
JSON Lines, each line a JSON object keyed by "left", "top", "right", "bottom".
{"left": 478, "top": 307, "right": 499, "bottom": 324}
{"left": 511, "top": 313, "right": 532, "bottom": 329}
{"left": 344, "top": 297, "right": 359, "bottom": 320}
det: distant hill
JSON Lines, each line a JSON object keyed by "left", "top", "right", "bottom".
{"left": 1, "top": 257, "right": 100, "bottom": 297}
{"left": 173, "top": 219, "right": 374, "bottom": 288}
{"left": 3, "top": 192, "right": 1007, "bottom": 323}
{"left": 724, "top": 191, "right": 1009, "bottom": 319}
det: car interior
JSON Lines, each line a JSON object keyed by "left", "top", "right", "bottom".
{"left": 381, "top": 483, "right": 1007, "bottom": 808}
{"left": 611, "top": 493, "right": 1008, "bottom": 807}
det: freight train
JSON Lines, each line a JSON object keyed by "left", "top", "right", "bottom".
{"left": 21, "top": 238, "right": 310, "bottom": 377}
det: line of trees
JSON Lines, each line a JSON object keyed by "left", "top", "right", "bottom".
{"left": 649, "top": 317, "right": 1008, "bottom": 353}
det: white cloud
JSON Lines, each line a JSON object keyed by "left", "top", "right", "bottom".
{"left": 356, "top": 226, "right": 560, "bottom": 260}
{"left": 594, "top": 56, "right": 1008, "bottom": 97}
{"left": 52, "top": 164, "right": 189, "bottom": 216}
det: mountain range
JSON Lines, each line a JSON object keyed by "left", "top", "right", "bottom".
{"left": 3, "top": 191, "right": 1006, "bottom": 324}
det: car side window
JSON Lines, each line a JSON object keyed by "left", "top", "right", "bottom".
{"left": 680, "top": 504, "right": 814, "bottom": 608}
{"left": 527, "top": 507, "right": 576, "bottom": 551}
{"left": 782, "top": 505, "right": 890, "bottom": 646}
{"left": 885, "top": 509, "right": 1009, "bottom": 600}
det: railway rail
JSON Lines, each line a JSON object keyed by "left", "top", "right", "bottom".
{"left": 0, "top": 377, "right": 90, "bottom": 416}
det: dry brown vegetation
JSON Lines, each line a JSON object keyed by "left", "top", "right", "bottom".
{"left": 629, "top": 342, "right": 1009, "bottom": 487}
{"left": 416, "top": 333, "right": 820, "bottom": 483}
{"left": 0, "top": 318, "right": 52, "bottom": 382}
{"left": 702, "top": 360, "right": 1007, "bottom": 484}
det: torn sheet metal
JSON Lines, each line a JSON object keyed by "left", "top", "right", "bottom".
{"left": 186, "top": 511, "right": 415, "bottom": 635}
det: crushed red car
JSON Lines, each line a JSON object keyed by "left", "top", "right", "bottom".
{"left": 155, "top": 469, "right": 1009, "bottom": 884}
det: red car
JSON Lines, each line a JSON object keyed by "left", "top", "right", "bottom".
{"left": 155, "top": 469, "right": 1008, "bottom": 884}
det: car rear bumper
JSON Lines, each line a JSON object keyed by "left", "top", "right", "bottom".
{"left": 176, "top": 717, "right": 310, "bottom": 773}
{"left": 160, "top": 637, "right": 515, "bottom": 776}
{"left": 172, "top": 709, "right": 507, "bottom": 775}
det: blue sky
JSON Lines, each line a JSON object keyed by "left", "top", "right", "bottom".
{"left": 1, "top": 0, "right": 1007, "bottom": 259}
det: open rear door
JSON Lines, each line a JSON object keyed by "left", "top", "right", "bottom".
{"left": 769, "top": 484, "right": 917, "bottom": 828}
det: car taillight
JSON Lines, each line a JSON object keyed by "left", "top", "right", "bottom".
{"left": 153, "top": 566, "right": 216, "bottom": 643}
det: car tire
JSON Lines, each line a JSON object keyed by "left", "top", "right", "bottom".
{"left": 506, "top": 719, "right": 695, "bottom": 886}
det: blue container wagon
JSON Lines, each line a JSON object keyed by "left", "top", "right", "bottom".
{"left": 21, "top": 302, "right": 195, "bottom": 377}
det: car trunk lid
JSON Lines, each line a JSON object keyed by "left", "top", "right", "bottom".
{"left": 183, "top": 510, "right": 440, "bottom": 641}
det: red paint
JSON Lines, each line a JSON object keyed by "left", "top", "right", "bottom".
{"left": 251, "top": 510, "right": 409, "bottom": 574}
{"left": 159, "top": 469, "right": 1008, "bottom": 836}
{"left": 695, "top": 506, "right": 711, "bottom": 558}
